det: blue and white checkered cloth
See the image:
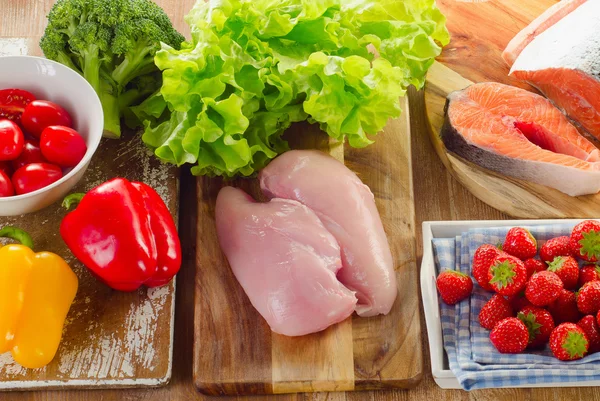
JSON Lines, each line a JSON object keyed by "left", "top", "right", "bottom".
{"left": 433, "top": 224, "right": 600, "bottom": 390}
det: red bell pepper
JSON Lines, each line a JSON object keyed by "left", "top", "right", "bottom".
{"left": 60, "top": 178, "right": 181, "bottom": 291}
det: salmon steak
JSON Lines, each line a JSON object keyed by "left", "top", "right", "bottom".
{"left": 503, "top": 0, "right": 600, "bottom": 140}
{"left": 442, "top": 82, "right": 600, "bottom": 196}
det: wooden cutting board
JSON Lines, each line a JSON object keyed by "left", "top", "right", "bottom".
{"left": 424, "top": 0, "right": 600, "bottom": 218}
{"left": 193, "top": 96, "right": 423, "bottom": 395}
{"left": 0, "top": 40, "right": 177, "bottom": 390}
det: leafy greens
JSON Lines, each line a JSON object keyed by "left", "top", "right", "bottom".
{"left": 134, "top": 0, "right": 449, "bottom": 177}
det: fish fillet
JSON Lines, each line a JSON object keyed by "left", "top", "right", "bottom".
{"left": 505, "top": 0, "right": 600, "bottom": 140}
{"left": 502, "top": 0, "right": 587, "bottom": 66}
{"left": 259, "top": 150, "right": 397, "bottom": 317}
{"left": 215, "top": 186, "right": 357, "bottom": 337}
{"left": 442, "top": 82, "right": 600, "bottom": 196}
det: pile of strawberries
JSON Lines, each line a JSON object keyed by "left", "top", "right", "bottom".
{"left": 436, "top": 220, "right": 600, "bottom": 361}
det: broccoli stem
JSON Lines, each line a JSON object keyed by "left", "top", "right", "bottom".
{"left": 100, "top": 90, "right": 122, "bottom": 139}
{"left": 111, "top": 43, "right": 155, "bottom": 87}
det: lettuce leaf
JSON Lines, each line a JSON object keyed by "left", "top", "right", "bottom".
{"left": 135, "top": 0, "right": 449, "bottom": 177}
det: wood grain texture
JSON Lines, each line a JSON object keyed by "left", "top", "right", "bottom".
{"left": 194, "top": 97, "right": 421, "bottom": 395}
{"left": 5, "top": 0, "right": 600, "bottom": 400}
{"left": 423, "top": 0, "right": 600, "bottom": 218}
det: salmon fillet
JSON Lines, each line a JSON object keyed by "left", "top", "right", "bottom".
{"left": 505, "top": 0, "right": 600, "bottom": 140}
{"left": 442, "top": 82, "right": 600, "bottom": 196}
{"left": 502, "top": 0, "right": 587, "bottom": 66}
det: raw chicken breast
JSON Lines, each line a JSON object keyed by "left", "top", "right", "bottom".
{"left": 259, "top": 150, "right": 397, "bottom": 317}
{"left": 215, "top": 186, "right": 357, "bottom": 336}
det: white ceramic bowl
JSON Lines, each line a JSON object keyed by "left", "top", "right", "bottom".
{"left": 0, "top": 56, "right": 103, "bottom": 216}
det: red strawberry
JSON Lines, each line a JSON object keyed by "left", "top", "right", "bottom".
{"left": 548, "top": 289, "right": 582, "bottom": 324}
{"left": 518, "top": 306, "right": 555, "bottom": 349}
{"left": 577, "top": 315, "right": 600, "bottom": 353}
{"left": 508, "top": 291, "right": 532, "bottom": 312}
{"left": 472, "top": 244, "right": 502, "bottom": 291}
{"left": 579, "top": 264, "right": 600, "bottom": 288}
{"left": 547, "top": 256, "right": 579, "bottom": 290}
{"left": 488, "top": 255, "right": 527, "bottom": 296}
{"left": 490, "top": 317, "right": 529, "bottom": 353}
{"left": 549, "top": 323, "right": 589, "bottom": 361}
{"left": 540, "top": 236, "right": 573, "bottom": 263}
{"left": 436, "top": 270, "right": 473, "bottom": 305}
{"left": 503, "top": 227, "right": 537, "bottom": 260}
{"left": 525, "top": 271, "right": 563, "bottom": 306}
{"left": 570, "top": 220, "right": 600, "bottom": 262}
{"left": 479, "top": 294, "right": 514, "bottom": 330}
{"left": 577, "top": 281, "right": 600, "bottom": 314}
{"left": 524, "top": 258, "right": 546, "bottom": 278}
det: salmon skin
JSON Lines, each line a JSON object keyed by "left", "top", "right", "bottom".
{"left": 442, "top": 82, "right": 600, "bottom": 196}
{"left": 504, "top": 0, "right": 600, "bottom": 141}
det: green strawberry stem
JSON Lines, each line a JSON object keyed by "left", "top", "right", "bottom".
{"left": 489, "top": 261, "right": 516, "bottom": 289}
{"left": 517, "top": 312, "right": 542, "bottom": 342}
{"left": 563, "top": 332, "right": 588, "bottom": 359}
{"left": 548, "top": 256, "right": 566, "bottom": 271}
{"left": 580, "top": 230, "right": 600, "bottom": 259}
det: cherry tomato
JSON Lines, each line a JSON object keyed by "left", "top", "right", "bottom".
{"left": 0, "top": 170, "right": 14, "bottom": 197}
{"left": 0, "top": 88, "right": 36, "bottom": 124}
{"left": 40, "top": 126, "right": 87, "bottom": 167}
{"left": 0, "top": 161, "right": 11, "bottom": 177}
{"left": 21, "top": 100, "right": 72, "bottom": 138}
{"left": 12, "top": 163, "right": 62, "bottom": 195}
{"left": 0, "top": 120, "right": 24, "bottom": 161}
{"left": 12, "top": 139, "right": 46, "bottom": 170}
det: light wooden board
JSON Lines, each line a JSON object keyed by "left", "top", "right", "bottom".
{"left": 0, "top": 20, "right": 178, "bottom": 393}
{"left": 193, "top": 96, "right": 423, "bottom": 395}
{"left": 423, "top": 0, "right": 600, "bottom": 219}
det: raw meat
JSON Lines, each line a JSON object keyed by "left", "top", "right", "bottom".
{"left": 259, "top": 150, "right": 397, "bottom": 317}
{"left": 215, "top": 186, "right": 357, "bottom": 336}
{"left": 442, "top": 82, "right": 600, "bottom": 196}
{"left": 504, "top": 0, "right": 600, "bottom": 140}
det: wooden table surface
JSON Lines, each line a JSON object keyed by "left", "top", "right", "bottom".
{"left": 3, "top": 0, "right": 600, "bottom": 400}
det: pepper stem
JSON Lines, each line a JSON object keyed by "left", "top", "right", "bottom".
{"left": 0, "top": 226, "right": 34, "bottom": 249}
{"left": 63, "top": 193, "right": 85, "bottom": 210}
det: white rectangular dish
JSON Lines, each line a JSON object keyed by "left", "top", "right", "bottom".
{"left": 421, "top": 219, "right": 600, "bottom": 390}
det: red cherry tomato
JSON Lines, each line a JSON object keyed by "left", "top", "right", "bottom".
{"left": 0, "top": 161, "right": 12, "bottom": 177}
{"left": 0, "top": 170, "right": 14, "bottom": 197}
{"left": 21, "top": 100, "right": 72, "bottom": 138}
{"left": 12, "top": 163, "right": 62, "bottom": 195}
{"left": 12, "top": 139, "right": 46, "bottom": 170}
{"left": 0, "top": 120, "right": 24, "bottom": 161}
{"left": 0, "top": 88, "right": 36, "bottom": 124}
{"left": 40, "top": 126, "right": 87, "bottom": 167}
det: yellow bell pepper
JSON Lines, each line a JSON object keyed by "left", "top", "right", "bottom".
{"left": 0, "top": 226, "right": 78, "bottom": 369}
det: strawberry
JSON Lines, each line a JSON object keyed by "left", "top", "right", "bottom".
{"left": 524, "top": 258, "right": 546, "bottom": 278}
{"left": 518, "top": 306, "right": 555, "bottom": 349}
{"left": 540, "top": 236, "right": 572, "bottom": 263}
{"left": 472, "top": 244, "right": 502, "bottom": 291}
{"left": 570, "top": 220, "right": 600, "bottom": 262}
{"left": 436, "top": 270, "right": 473, "bottom": 305}
{"left": 548, "top": 289, "right": 582, "bottom": 324}
{"left": 508, "top": 291, "right": 532, "bottom": 312}
{"left": 479, "top": 294, "right": 514, "bottom": 330}
{"left": 577, "top": 315, "right": 600, "bottom": 353}
{"left": 547, "top": 256, "right": 579, "bottom": 290}
{"left": 525, "top": 271, "right": 563, "bottom": 306}
{"left": 487, "top": 255, "right": 527, "bottom": 296}
{"left": 490, "top": 317, "right": 529, "bottom": 353}
{"left": 549, "top": 323, "right": 589, "bottom": 361}
{"left": 503, "top": 227, "right": 537, "bottom": 260}
{"left": 577, "top": 281, "right": 600, "bottom": 314}
{"left": 579, "top": 264, "right": 600, "bottom": 288}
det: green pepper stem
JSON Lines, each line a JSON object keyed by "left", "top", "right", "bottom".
{"left": 0, "top": 226, "right": 34, "bottom": 249}
{"left": 63, "top": 193, "right": 86, "bottom": 210}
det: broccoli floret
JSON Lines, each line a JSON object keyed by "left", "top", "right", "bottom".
{"left": 39, "top": 0, "right": 184, "bottom": 139}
